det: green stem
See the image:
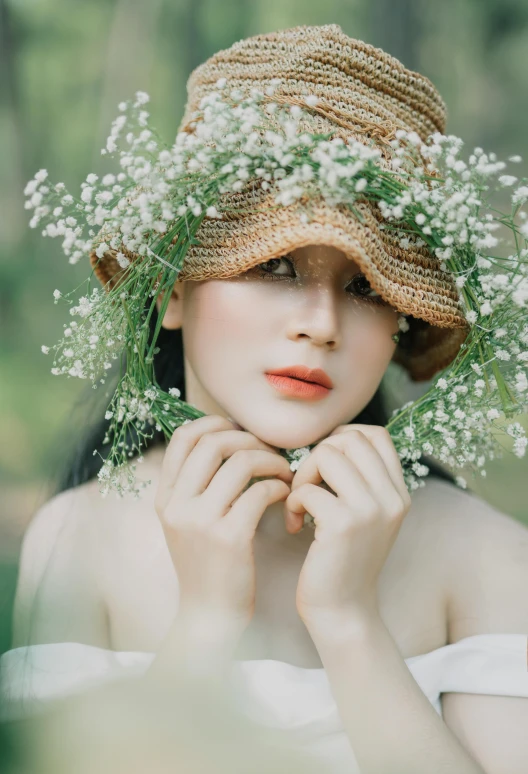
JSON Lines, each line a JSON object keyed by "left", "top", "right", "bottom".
{"left": 121, "top": 298, "right": 151, "bottom": 384}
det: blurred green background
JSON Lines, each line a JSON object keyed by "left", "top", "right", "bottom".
{"left": 1, "top": 0, "right": 528, "bottom": 651}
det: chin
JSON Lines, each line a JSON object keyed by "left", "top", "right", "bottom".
{"left": 243, "top": 422, "right": 328, "bottom": 451}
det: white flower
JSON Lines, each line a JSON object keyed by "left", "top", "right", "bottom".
{"left": 81, "top": 186, "right": 94, "bottom": 204}
{"left": 53, "top": 289, "right": 62, "bottom": 300}
{"left": 487, "top": 408, "right": 501, "bottom": 420}
{"left": 437, "top": 378, "right": 448, "bottom": 390}
{"left": 498, "top": 175, "right": 517, "bottom": 187}
{"left": 509, "top": 155, "right": 522, "bottom": 163}
{"left": 95, "top": 241, "right": 109, "bottom": 259}
{"left": 134, "top": 91, "right": 150, "bottom": 105}
{"left": 105, "top": 410, "right": 114, "bottom": 420}
{"left": 355, "top": 178, "right": 367, "bottom": 192}
{"left": 513, "top": 437, "right": 528, "bottom": 457}
{"left": 397, "top": 315, "right": 410, "bottom": 333}
{"left": 41, "top": 345, "right": 50, "bottom": 354}
{"left": 116, "top": 251, "right": 130, "bottom": 268}
{"left": 512, "top": 186, "right": 528, "bottom": 205}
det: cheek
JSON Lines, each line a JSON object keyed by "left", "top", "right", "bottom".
{"left": 182, "top": 280, "right": 267, "bottom": 352}
{"left": 344, "top": 307, "right": 396, "bottom": 365}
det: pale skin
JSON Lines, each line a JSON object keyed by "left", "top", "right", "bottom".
{"left": 12, "top": 245, "right": 528, "bottom": 773}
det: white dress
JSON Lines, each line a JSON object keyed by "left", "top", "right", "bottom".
{"left": 1, "top": 634, "right": 528, "bottom": 772}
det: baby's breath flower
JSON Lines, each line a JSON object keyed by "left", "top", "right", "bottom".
{"left": 25, "top": 89, "right": 528, "bottom": 500}
{"left": 116, "top": 251, "right": 130, "bottom": 268}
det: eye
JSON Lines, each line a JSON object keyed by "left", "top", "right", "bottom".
{"left": 255, "top": 255, "right": 388, "bottom": 305}
{"left": 257, "top": 254, "right": 298, "bottom": 279}
{"left": 347, "top": 273, "right": 387, "bottom": 304}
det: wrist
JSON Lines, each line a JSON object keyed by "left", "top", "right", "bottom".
{"left": 300, "top": 605, "right": 383, "bottom": 645}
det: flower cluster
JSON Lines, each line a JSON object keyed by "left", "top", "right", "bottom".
{"left": 41, "top": 286, "right": 128, "bottom": 383}
{"left": 24, "top": 84, "right": 528, "bottom": 508}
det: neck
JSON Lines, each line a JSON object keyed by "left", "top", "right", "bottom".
{"left": 254, "top": 501, "right": 314, "bottom": 552}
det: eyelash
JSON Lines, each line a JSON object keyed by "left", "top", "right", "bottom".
{"left": 255, "top": 255, "right": 388, "bottom": 306}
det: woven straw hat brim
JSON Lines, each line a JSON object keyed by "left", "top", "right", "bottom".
{"left": 90, "top": 189, "right": 469, "bottom": 382}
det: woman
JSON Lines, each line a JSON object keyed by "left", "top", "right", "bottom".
{"left": 4, "top": 24, "right": 528, "bottom": 774}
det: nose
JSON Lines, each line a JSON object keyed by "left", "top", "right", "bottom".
{"left": 286, "top": 288, "right": 341, "bottom": 348}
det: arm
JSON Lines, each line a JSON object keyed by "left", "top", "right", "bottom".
{"left": 440, "top": 490, "right": 528, "bottom": 774}
{"left": 307, "top": 610, "right": 487, "bottom": 774}
{"left": 307, "top": 483, "right": 528, "bottom": 774}
{"left": 144, "top": 608, "right": 247, "bottom": 692}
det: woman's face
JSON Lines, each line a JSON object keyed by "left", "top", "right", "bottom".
{"left": 161, "top": 244, "right": 400, "bottom": 451}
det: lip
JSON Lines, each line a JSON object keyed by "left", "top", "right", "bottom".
{"left": 264, "top": 365, "right": 334, "bottom": 389}
{"left": 265, "top": 374, "right": 331, "bottom": 400}
{"left": 264, "top": 365, "right": 333, "bottom": 401}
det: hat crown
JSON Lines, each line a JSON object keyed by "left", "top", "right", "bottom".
{"left": 178, "top": 24, "right": 447, "bottom": 147}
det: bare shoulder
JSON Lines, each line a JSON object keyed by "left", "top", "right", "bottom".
{"left": 12, "top": 448, "right": 169, "bottom": 650}
{"left": 12, "top": 477, "right": 120, "bottom": 648}
{"left": 406, "top": 476, "right": 528, "bottom": 641}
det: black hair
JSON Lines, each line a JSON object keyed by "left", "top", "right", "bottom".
{"left": 50, "top": 303, "right": 457, "bottom": 497}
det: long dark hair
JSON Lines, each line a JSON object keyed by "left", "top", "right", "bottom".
{"left": 50, "top": 303, "right": 457, "bottom": 496}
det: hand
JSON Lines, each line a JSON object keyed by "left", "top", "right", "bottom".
{"left": 154, "top": 415, "right": 294, "bottom": 630}
{"left": 283, "top": 424, "right": 412, "bottom": 628}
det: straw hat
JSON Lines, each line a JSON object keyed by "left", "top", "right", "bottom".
{"left": 90, "top": 24, "right": 470, "bottom": 382}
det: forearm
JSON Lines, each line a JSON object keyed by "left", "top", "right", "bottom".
{"left": 144, "top": 607, "right": 246, "bottom": 690}
{"left": 307, "top": 611, "right": 486, "bottom": 774}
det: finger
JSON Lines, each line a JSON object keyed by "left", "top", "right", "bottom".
{"left": 184, "top": 446, "right": 293, "bottom": 511}
{"left": 162, "top": 416, "right": 279, "bottom": 492}
{"left": 156, "top": 416, "right": 233, "bottom": 513}
{"left": 287, "top": 442, "right": 380, "bottom": 519}
{"left": 284, "top": 482, "right": 341, "bottom": 534}
{"left": 349, "top": 425, "right": 411, "bottom": 507}
{"left": 327, "top": 424, "right": 410, "bottom": 506}
{"left": 319, "top": 437, "right": 403, "bottom": 517}
{"left": 228, "top": 478, "right": 292, "bottom": 539}
{"left": 290, "top": 433, "right": 371, "bottom": 493}
{"left": 161, "top": 416, "right": 234, "bottom": 490}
